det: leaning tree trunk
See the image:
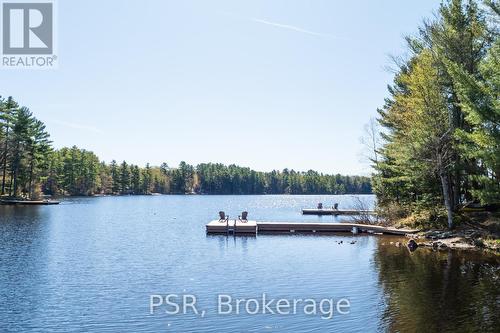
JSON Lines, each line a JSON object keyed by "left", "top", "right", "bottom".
{"left": 439, "top": 170, "right": 454, "bottom": 229}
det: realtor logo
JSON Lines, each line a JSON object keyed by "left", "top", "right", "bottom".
{"left": 1, "top": 1, "right": 57, "bottom": 68}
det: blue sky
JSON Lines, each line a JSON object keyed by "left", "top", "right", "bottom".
{"left": 0, "top": 0, "right": 441, "bottom": 175}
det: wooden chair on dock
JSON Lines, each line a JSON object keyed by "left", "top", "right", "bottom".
{"left": 239, "top": 211, "right": 248, "bottom": 223}
{"left": 219, "top": 211, "right": 229, "bottom": 223}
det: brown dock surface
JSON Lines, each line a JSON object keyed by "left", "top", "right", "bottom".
{"left": 206, "top": 220, "right": 417, "bottom": 236}
{"left": 302, "top": 209, "right": 376, "bottom": 215}
{"left": 257, "top": 222, "right": 415, "bottom": 235}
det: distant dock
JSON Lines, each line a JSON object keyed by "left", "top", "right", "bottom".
{"left": 206, "top": 220, "right": 416, "bottom": 236}
{"left": 0, "top": 199, "right": 60, "bottom": 205}
{"left": 302, "top": 209, "right": 376, "bottom": 216}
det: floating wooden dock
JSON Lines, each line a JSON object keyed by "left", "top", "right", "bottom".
{"left": 206, "top": 220, "right": 258, "bottom": 234}
{"left": 302, "top": 209, "right": 376, "bottom": 215}
{"left": 206, "top": 220, "right": 416, "bottom": 236}
{"left": 0, "top": 199, "right": 60, "bottom": 205}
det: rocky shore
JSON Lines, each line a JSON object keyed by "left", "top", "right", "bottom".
{"left": 404, "top": 228, "right": 499, "bottom": 253}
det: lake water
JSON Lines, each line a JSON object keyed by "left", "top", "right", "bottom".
{"left": 0, "top": 195, "right": 499, "bottom": 332}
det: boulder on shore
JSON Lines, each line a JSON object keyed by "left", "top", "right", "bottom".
{"left": 407, "top": 239, "right": 418, "bottom": 251}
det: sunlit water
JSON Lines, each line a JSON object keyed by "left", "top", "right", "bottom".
{"left": 0, "top": 195, "right": 498, "bottom": 332}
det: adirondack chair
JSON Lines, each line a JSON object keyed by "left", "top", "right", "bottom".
{"left": 219, "top": 211, "right": 228, "bottom": 223}
{"left": 240, "top": 211, "right": 248, "bottom": 223}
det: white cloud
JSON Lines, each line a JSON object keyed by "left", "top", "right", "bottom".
{"left": 217, "top": 11, "right": 341, "bottom": 39}
{"left": 250, "top": 18, "right": 332, "bottom": 38}
{"left": 50, "top": 119, "right": 104, "bottom": 134}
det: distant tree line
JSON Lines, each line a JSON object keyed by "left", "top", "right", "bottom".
{"left": 372, "top": 0, "right": 499, "bottom": 228}
{"left": 194, "top": 163, "right": 371, "bottom": 195}
{"left": 0, "top": 97, "right": 372, "bottom": 198}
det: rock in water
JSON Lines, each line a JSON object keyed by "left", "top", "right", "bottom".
{"left": 407, "top": 239, "right": 418, "bottom": 252}
{"left": 438, "top": 242, "right": 448, "bottom": 250}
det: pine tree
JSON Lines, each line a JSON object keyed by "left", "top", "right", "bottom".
{"left": 141, "top": 163, "right": 152, "bottom": 194}
{"left": 0, "top": 97, "right": 18, "bottom": 195}
{"left": 373, "top": 0, "right": 498, "bottom": 227}
{"left": 131, "top": 165, "right": 141, "bottom": 194}
{"left": 26, "top": 119, "right": 51, "bottom": 198}
{"left": 447, "top": 37, "right": 500, "bottom": 204}
{"left": 119, "top": 161, "right": 130, "bottom": 194}
{"left": 110, "top": 160, "right": 119, "bottom": 193}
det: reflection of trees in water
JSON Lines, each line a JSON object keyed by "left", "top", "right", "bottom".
{"left": 373, "top": 241, "right": 500, "bottom": 332}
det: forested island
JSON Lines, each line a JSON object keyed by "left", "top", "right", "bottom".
{"left": 0, "top": 97, "right": 371, "bottom": 198}
{"left": 371, "top": 0, "right": 499, "bottom": 231}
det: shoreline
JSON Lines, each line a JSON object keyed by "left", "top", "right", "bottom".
{"left": 3, "top": 194, "right": 497, "bottom": 254}
{"left": 403, "top": 227, "right": 500, "bottom": 254}
{"left": 69, "top": 192, "right": 376, "bottom": 197}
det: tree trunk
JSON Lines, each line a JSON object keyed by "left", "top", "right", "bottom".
{"left": 11, "top": 143, "right": 20, "bottom": 198}
{"left": 8, "top": 170, "right": 13, "bottom": 197}
{"left": 1, "top": 126, "right": 9, "bottom": 195}
{"left": 12, "top": 167, "right": 18, "bottom": 198}
{"left": 28, "top": 153, "right": 34, "bottom": 199}
{"left": 453, "top": 167, "right": 460, "bottom": 209}
{"left": 439, "top": 170, "right": 454, "bottom": 229}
